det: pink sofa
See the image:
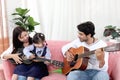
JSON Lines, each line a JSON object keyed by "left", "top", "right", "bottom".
{"left": 1, "top": 40, "right": 120, "bottom": 80}
{"left": 0, "top": 64, "right": 5, "bottom": 80}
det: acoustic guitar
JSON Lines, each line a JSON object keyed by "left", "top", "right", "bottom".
{"left": 8, "top": 48, "right": 64, "bottom": 68}
{"left": 9, "top": 55, "right": 64, "bottom": 68}
{"left": 62, "top": 43, "right": 120, "bottom": 75}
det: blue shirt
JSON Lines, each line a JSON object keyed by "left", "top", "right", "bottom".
{"left": 23, "top": 44, "right": 51, "bottom": 59}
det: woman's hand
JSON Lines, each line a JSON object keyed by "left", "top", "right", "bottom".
{"left": 11, "top": 53, "right": 23, "bottom": 64}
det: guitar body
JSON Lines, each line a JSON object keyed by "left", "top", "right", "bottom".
{"left": 8, "top": 48, "right": 34, "bottom": 64}
{"left": 8, "top": 54, "right": 33, "bottom": 65}
{"left": 62, "top": 46, "right": 89, "bottom": 75}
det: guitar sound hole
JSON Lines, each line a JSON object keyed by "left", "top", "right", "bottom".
{"left": 70, "top": 61, "right": 76, "bottom": 67}
{"left": 70, "top": 54, "right": 78, "bottom": 67}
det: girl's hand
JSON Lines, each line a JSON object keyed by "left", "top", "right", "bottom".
{"left": 29, "top": 54, "right": 35, "bottom": 59}
{"left": 44, "top": 61, "right": 50, "bottom": 65}
{"left": 33, "top": 56, "right": 45, "bottom": 62}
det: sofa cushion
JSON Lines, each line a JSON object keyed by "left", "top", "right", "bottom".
{"left": 47, "top": 40, "right": 69, "bottom": 72}
{"left": 108, "top": 51, "right": 120, "bottom": 80}
{"left": 3, "top": 60, "right": 15, "bottom": 80}
{"left": 0, "top": 64, "right": 5, "bottom": 80}
{"left": 107, "top": 42, "right": 120, "bottom": 80}
{"left": 41, "top": 41, "right": 69, "bottom": 80}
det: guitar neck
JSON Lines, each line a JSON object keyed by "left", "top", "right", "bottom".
{"left": 104, "top": 43, "right": 120, "bottom": 52}
{"left": 78, "top": 51, "right": 95, "bottom": 58}
{"left": 34, "top": 57, "right": 64, "bottom": 68}
{"left": 78, "top": 43, "right": 120, "bottom": 58}
{"left": 35, "top": 57, "right": 52, "bottom": 63}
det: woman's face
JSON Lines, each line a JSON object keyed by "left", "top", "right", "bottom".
{"left": 18, "top": 31, "right": 29, "bottom": 43}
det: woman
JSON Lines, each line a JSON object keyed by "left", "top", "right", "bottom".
{"left": 1, "top": 26, "right": 41, "bottom": 80}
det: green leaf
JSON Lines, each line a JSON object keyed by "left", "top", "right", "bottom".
{"left": 15, "top": 22, "right": 23, "bottom": 26}
{"left": 15, "top": 8, "right": 30, "bottom": 17}
{"left": 23, "top": 15, "right": 30, "bottom": 23}
{"left": 13, "top": 17, "right": 23, "bottom": 22}
{"left": 28, "top": 25, "right": 35, "bottom": 32}
{"left": 12, "top": 7, "right": 40, "bottom": 32}
{"left": 12, "top": 13, "right": 20, "bottom": 15}
{"left": 111, "top": 32, "right": 120, "bottom": 39}
{"left": 105, "top": 25, "right": 116, "bottom": 29}
{"left": 28, "top": 17, "right": 40, "bottom": 26}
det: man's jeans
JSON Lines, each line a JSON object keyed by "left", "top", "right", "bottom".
{"left": 18, "top": 75, "right": 40, "bottom": 80}
{"left": 67, "top": 69, "right": 109, "bottom": 80}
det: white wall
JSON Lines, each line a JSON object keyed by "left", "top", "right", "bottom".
{"left": 5, "top": 0, "right": 120, "bottom": 42}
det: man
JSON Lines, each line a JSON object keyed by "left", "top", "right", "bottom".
{"left": 62, "top": 21, "right": 109, "bottom": 80}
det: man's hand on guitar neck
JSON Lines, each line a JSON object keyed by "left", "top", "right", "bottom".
{"left": 11, "top": 53, "right": 23, "bottom": 64}
{"left": 95, "top": 48, "right": 105, "bottom": 68}
{"left": 65, "top": 51, "right": 74, "bottom": 62}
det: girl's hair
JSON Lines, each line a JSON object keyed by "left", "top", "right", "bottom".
{"left": 33, "top": 33, "right": 45, "bottom": 44}
{"left": 12, "top": 26, "right": 32, "bottom": 50}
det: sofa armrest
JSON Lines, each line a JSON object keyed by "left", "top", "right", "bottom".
{"left": 108, "top": 51, "right": 120, "bottom": 80}
{"left": 107, "top": 41, "right": 120, "bottom": 80}
{"left": 2, "top": 60, "right": 15, "bottom": 80}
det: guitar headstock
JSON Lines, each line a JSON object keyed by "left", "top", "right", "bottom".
{"left": 104, "top": 43, "right": 120, "bottom": 52}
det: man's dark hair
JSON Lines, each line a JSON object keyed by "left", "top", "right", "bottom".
{"left": 77, "top": 21, "right": 95, "bottom": 37}
{"left": 33, "top": 33, "right": 45, "bottom": 44}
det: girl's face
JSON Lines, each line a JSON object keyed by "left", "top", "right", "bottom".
{"left": 18, "top": 31, "right": 29, "bottom": 43}
{"left": 34, "top": 41, "right": 45, "bottom": 48}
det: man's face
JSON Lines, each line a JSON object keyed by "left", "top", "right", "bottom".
{"left": 77, "top": 31, "right": 88, "bottom": 42}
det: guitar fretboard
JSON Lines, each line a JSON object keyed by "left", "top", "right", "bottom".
{"left": 78, "top": 43, "right": 120, "bottom": 58}
{"left": 34, "top": 57, "right": 64, "bottom": 68}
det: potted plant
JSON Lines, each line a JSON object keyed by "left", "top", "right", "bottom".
{"left": 103, "top": 25, "right": 120, "bottom": 39}
{"left": 12, "top": 7, "right": 40, "bottom": 32}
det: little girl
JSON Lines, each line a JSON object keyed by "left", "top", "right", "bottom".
{"left": 13, "top": 33, "right": 51, "bottom": 80}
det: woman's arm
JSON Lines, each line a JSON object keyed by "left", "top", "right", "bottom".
{"left": 1, "top": 45, "right": 13, "bottom": 60}
{"left": 1, "top": 45, "right": 22, "bottom": 64}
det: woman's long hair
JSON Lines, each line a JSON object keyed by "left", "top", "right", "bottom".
{"left": 12, "top": 26, "right": 32, "bottom": 51}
